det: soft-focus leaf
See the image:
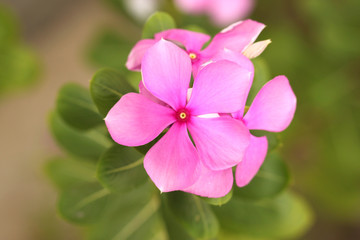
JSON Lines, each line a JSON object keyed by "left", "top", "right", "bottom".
{"left": 234, "top": 152, "right": 290, "bottom": 200}
{"left": 90, "top": 68, "right": 135, "bottom": 117}
{"left": 162, "top": 191, "right": 219, "bottom": 239}
{"left": 49, "top": 111, "right": 111, "bottom": 161}
{"left": 246, "top": 57, "right": 271, "bottom": 106}
{"left": 56, "top": 83, "right": 103, "bottom": 130}
{"left": 45, "top": 157, "right": 96, "bottom": 191}
{"left": 213, "top": 191, "right": 313, "bottom": 239}
{"left": 58, "top": 182, "right": 110, "bottom": 224}
{"left": 0, "top": 45, "right": 39, "bottom": 94}
{"left": 201, "top": 189, "right": 233, "bottom": 206}
{"left": 88, "top": 182, "right": 167, "bottom": 240}
{"left": 87, "top": 29, "right": 133, "bottom": 69}
{"left": 251, "top": 130, "right": 281, "bottom": 152}
{"left": 0, "top": 6, "right": 19, "bottom": 45}
{"left": 142, "top": 12, "right": 176, "bottom": 39}
{"left": 97, "top": 145, "right": 148, "bottom": 193}
{"left": 135, "top": 132, "right": 165, "bottom": 155}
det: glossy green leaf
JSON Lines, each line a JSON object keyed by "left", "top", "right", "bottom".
{"left": 88, "top": 183, "right": 166, "bottom": 240}
{"left": 45, "top": 157, "right": 96, "bottom": 191}
{"left": 162, "top": 191, "right": 219, "bottom": 239}
{"left": 90, "top": 68, "right": 135, "bottom": 117}
{"left": 142, "top": 12, "right": 176, "bottom": 39}
{"left": 49, "top": 111, "right": 111, "bottom": 161}
{"left": 233, "top": 152, "right": 290, "bottom": 200}
{"left": 56, "top": 83, "right": 103, "bottom": 130}
{"left": 213, "top": 191, "right": 313, "bottom": 239}
{"left": 58, "top": 182, "right": 110, "bottom": 224}
{"left": 201, "top": 189, "right": 233, "bottom": 206}
{"left": 246, "top": 57, "right": 271, "bottom": 106}
{"left": 87, "top": 29, "right": 133, "bottom": 69}
{"left": 97, "top": 145, "right": 148, "bottom": 193}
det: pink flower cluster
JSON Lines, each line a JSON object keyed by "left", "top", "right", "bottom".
{"left": 174, "top": 0, "right": 255, "bottom": 26}
{"left": 105, "top": 20, "right": 296, "bottom": 198}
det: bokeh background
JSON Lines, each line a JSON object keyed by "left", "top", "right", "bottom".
{"left": 0, "top": 0, "right": 359, "bottom": 239}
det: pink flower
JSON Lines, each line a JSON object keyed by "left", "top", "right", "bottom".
{"left": 174, "top": 0, "right": 255, "bottom": 26}
{"left": 234, "top": 75, "right": 297, "bottom": 187}
{"left": 126, "top": 20, "right": 268, "bottom": 76}
{"left": 105, "top": 40, "right": 252, "bottom": 197}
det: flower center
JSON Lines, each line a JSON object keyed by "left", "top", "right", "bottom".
{"left": 176, "top": 109, "right": 190, "bottom": 122}
{"left": 189, "top": 52, "right": 197, "bottom": 60}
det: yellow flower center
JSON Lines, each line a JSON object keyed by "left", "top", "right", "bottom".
{"left": 179, "top": 112, "right": 187, "bottom": 119}
{"left": 189, "top": 53, "right": 197, "bottom": 60}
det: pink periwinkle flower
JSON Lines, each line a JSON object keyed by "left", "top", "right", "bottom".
{"left": 105, "top": 39, "right": 253, "bottom": 197}
{"left": 233, "top": 75, "right": 297, "bottom": 187}
{"left": 174, "top": 0, "right": 255, "bottom": 26}
{"left": 126, "top": 19, "right": 270, "bottom": 77}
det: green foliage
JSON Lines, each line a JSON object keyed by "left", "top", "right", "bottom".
{"left": 234, "top": 153, "right": 290, "bottom": 200}
{"left": 56, "top": 83, "right": 103, "bottom": 130}
{"left": 87, "top": 29, "right": 134, "bottom": 69}
{"left": 214, "top": 191, "right": 313, "bottom": 239}
{"left": 97, "top": 145, "right": 148, "bottom": 193}
{"left": 90, "top": 68, "right": 135, "bottom": 117}
{"left": 0, "top": 5, "right": 40, "bottom": 96}
{"left": 49, "top": 111, "right": 111, "bottom": 161}
{"left": 142, "top": 12, "right": 176, "bottom": 39}
{"left": 201, "top": 189, "right": 233, "bottom": 206}
{"left": 162, "top": 192, "right": 219, "bottom": 239}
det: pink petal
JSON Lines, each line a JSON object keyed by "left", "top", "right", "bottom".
{"left": 105, "top": 93, "right": 176, "bottom": 146}
{"left": 236, "top": 135, "right": 268, "bottom": 187}
{"left": 174, "top": 0, "right": 207, "bottom": 13}
{"left": 208, "top": 0, "right": 255, "bottom": 26}
{"left": 184, "top": 162, "right": 233, "bottom": 198}
{"left": 188, "top": 116, "right": 250, "bottom": 171}
{"left": 155, "top": 29, "right": 210, "bottom": 53}
{"left": 203, "top": 19, "right": 265, "bottom": 57}
{"left": 187, "top": 60, "right": 252, "bottom": 115}
{"left": 141, "top": 39, "right": 192, "bottom": 110}
{"left": 126, "top": 39, "right": 156, "bottom": 71}
{"left": 243, "top": 75, "right": 297, "bottom": 132}
{"left": 208, "top": 50, "right": 254, "bottom": 117}
{"left": 138, "top": 81, "right": 167, "bottom": 106}
{"left": 144, "top": 122, "right": 199, "bottom": 192}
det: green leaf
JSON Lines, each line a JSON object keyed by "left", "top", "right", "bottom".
{"left": 0, "top": 45, "right": 39, "bottom": 94}
{"left": 87, "top": 29, "right": 133, "bottom": 69}
{"left": 213, "top": 191, "right": 313, "bottom": 239}
{"left": 162, "top": 191, "right": 219, "bottom": 239}
{"left": 90, "top": 68, "right": 135, "bottom": 117}
{"left": 88, "top": 183, "right": 166, "bottom": 240}
{"left": 0, "top": 6, "right": 19, "bottom": 45}
{"left": 58, "top": 182, "right": 110, "bottom": 224}
{"left": 49, "top": 111, "right": 111, "bottom": 161}
{"left": 201, "top": 189, "right": 233, "bottom": 206}
{"left": 45, "top": 157, "right": 96, "bottom": 191}
{"left": 56, "top": 83, "right": 103, "bottom": 130}
{"left": 135, "top": 132, "right": 165, "bottom": 155}
{"left": 142, "top": 12, "right": 176, "bottom": 39}
{"left": 246, "top": 57, "right": 271, "bottom": 106}
{"left": 233, "top": 152, "right": 290, "bottom": 200}
{"left": 97, "top": 145, "right": 148, "bottom": 193}
{"left": 251, "top": 131, "right": 281, "bottom": 152}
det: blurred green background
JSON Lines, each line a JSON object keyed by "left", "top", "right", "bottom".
{"left": 0, "top": 0, "right": 359, "bottom": 239}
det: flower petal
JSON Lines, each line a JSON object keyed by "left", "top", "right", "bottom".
{"left": 184, "top": 162, "right": 233, "bottom": 198}
{"left": 187, "top": 60, "right": 252, "bottom": 115}
{"left": 144, "top": 122, "right": 199, "bottom": 192}
{"left": 203, "top": 19, "right": 265, "bottom": 57}
{"left": 236, "top": 135, "right": 268, "bottom": 187}
{"left": 155, "top": 29, "right": 210, "bottom": 53}
{"left": 139, "top": 81, "right": 167, "bottom": 106}
{"left": 174, "top": 0, "right": 207, "bottom": 13}
{"left": 126, "top": 39, "right": 156, "bottom": 71}
{"left": 142, "top": 39, "right": 192, "bottom": 110}
{"left": 243, "top": 75, "right": 297, "bottom": 132}
{"left": 188, "top": 116, "right": 250, "bottom": 170}
{"left": 105, "top": 93, "right": 175, "bottom": 146}
{"left": 208, "top": 0, "right": 255, "bottom": 26}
